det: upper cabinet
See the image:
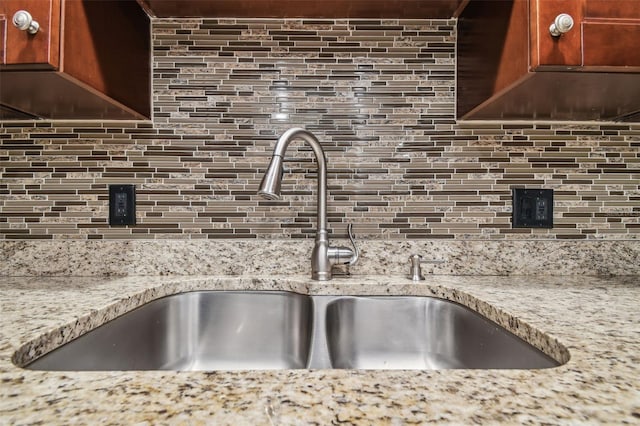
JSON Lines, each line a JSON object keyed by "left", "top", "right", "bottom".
{"left": 457, "top": 0, "right": 640, "bottom": 121}
{"left": 581, "top": 1, "right": 640, "bottom": 68}
{"left": 0, "top": 0, "right": 150, "bottom": 120}
{"left": 137, "top": 0, "right": 465, "bottom": 18}
{"left": 532, "top": 0, "right": 640, "bottom": 68}
{"left": 1, "top": 0, "right": 61, "bottom": 69}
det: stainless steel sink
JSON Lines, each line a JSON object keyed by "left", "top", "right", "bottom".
{"left": 24, "top": 292, "right": 562, "bottom": 371}
{"left": 321, "top": 296, "right": 559, "bottom": 369}
{"left": 27, "top": 291, "right": 313, "bottom": 371}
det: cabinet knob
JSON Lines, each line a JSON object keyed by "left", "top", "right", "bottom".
{"left": 549, "top": 13, "right": 574, "bottom": 37}
{"left": 12, "top": 10, "right": 40, "bottom": 35}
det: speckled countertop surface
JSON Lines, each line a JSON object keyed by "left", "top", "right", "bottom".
{"left": 0, "top": 274, "right": 639, "bottom": 425}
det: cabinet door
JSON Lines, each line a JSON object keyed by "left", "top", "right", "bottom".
{"left": 531, "top": 0, "right": 640, "bottom": 69}
{"left": 582, "top": 0, "right": 640, "bottom": 67}
{"left": 0, "top": 0, "right": 60, "bottom": 69}
{"left": 530, "top": 0, "right": 582, "bottom": 68}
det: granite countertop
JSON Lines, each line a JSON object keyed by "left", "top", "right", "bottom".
{"left": 0, "top": 274, "right": 639, "bottom": 424}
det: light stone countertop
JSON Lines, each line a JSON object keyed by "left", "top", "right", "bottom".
{"left": 0, "top": 274, "right": 639, "bottom": 425}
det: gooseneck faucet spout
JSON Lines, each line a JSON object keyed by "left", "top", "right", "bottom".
{"left": 258, "top": 128, "right": 358, "bottom": 281}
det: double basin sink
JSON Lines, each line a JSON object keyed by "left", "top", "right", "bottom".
{"left": 26, "top": 291, "right": 561, "bottom": 371}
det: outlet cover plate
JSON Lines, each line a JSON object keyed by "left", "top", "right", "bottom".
{"left": 512, "top": 188, "right": 553, "bottom": 228}
{"left": 109, "top": 185, "right": 136, "bottom": 226}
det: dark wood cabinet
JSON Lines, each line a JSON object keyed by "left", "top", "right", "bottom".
{"left": 1, "top": 0, "right": 60, "bottom": 69}
{"left": 532, "top": 0, "right": 640, "bottom": 68}
{"left": 0, "top": 0, "right": 150, "bottom": 120}
{"left": 457, "top": 0, "right": 640, "bottom": 121}
{"left": 581, "top": 0, "right": 640, "bottom": 67}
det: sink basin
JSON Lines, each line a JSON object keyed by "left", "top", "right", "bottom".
{"left": 23, "top": 292, "right": 562, "bottom": 371}
{"left": 323, "top": 296, "right": 559, "bottom": 369}
{"left": 27, "top": 291, "right": 313, "bottom": 371}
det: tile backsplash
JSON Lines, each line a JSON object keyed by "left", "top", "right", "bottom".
{"left": 1, "top": 18, "right": 639, "bottom": 242}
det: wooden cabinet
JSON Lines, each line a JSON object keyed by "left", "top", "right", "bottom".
{"left": 1, "top": 0, "right": 61, "bottom": 68}
{"left": 0, "top": 0, "right": 150, "bottom": 120}
{"left": 457, "top": 0, "right": 640, "bottom": 121}
{"left": 581, "top": 0, "right": 640, "bottom": 67}
{"left": 532, "top": 0, "right": 640, "bottom": 68}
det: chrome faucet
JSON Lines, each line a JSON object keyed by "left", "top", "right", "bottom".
{"left": 258, "top": 128, "right": 359, "bottom": 280}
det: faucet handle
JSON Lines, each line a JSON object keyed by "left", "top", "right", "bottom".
{"left": 327, "top": 223, "right": 359, "bottom": 267}
{"left": 346, "top": 223, "right": 359, "bottom": 266}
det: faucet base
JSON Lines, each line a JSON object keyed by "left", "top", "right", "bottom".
{"left": 312, "top": 271, "right": 331, "bottom": 281}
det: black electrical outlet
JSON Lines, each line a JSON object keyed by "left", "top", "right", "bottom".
{"left": 512, "top": 188, "right": 553, "bottom": 228}
{"left": 109, "top": 185, "right": 136, "bottom": 226}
